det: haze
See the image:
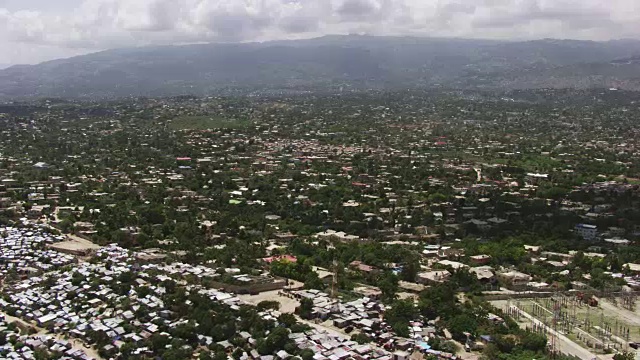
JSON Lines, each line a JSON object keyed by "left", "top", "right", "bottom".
{"left": 1, "top": 0, "right": 640, "bottom": 65}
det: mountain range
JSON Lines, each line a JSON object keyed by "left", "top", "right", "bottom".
{"left": 2, "top": 35, "right": 640, "bottom": 99}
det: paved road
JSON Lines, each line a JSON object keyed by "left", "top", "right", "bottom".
{"left": 598, "top": 299, "right": 640, "bottom": 327}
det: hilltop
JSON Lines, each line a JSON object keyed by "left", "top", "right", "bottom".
{"left": 2, "top": 35, "right": 640, "bottom": 99}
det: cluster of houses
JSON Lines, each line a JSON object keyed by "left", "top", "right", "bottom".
{"left": 0, "top": 243, "right": 382, "bottom": 359}
{"left": 0, "top": 226, "right": 75, "bottom": 278}
{"left": 0, "top": 314, "right": 95, "bottom": 359}
{"left": 291, "top": 290, "right": 457, "bottom": 359}
{"left": 0, "top": 237, "right": 473, "bottom": 360}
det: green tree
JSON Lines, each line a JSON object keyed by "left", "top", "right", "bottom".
{"left": 278, "top": 313, "right": 297, "bottom": 327}
{"left": 447, "top": 313, "right": 479, "bottom": 342}
{"left": 257, "top": 300, "right": 281, "bottom": 311}
{"left": 379, "top": 273, "right": 399, "bottom": 303}
{"left": 613, "top": 352, "right": 635, "bottom": 360}
{"left": 297, "top": 298, "right": 314, "bottom": 320}
{"left": 351, "top": 333, "right": 372, "bottom": 344}
{"left": 300, "top": 348, "right": 314, "bottom": 360}
{"left": 520, "top": 332, "right": 547, "bottom": 352}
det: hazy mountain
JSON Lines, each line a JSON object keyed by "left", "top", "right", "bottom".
{"left": 2, "top": 35, "right": 640, "bottom": 99}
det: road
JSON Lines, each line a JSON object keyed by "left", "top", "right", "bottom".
{"left": 598, "top": 299, "right": 640, "bottom": 327}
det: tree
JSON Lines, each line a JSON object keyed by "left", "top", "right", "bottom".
{"left": 613, "top": 352, "right": 635, "bottom": 360}
{"left": 278, "top": 313, "right": 298, "bottom": 327}
{"left": 379, "top": 273, "right": 399, "bottom": 303}
{"left": 481, "top": 343, "right": 500, "bottom": 360}
{"left": 232, "top": 348, "right": 244, "bottom": 360}
{"left": 385, "top": 299, "right": 417, "bottom": 337}
{"left": 213, "top": 351, "right": 228, "bottom": 360}
{"left": 304, "top": 272, "right": 325, "bottom": 290}
{"left": 259, "top": 327, "right": 291, "bottom": 355}
{"left": 199, "top": 352, "right": 214, "bottom": 360}
{"left": 392, "top": 320, "right": 411, "bottom": 338}
{"left": 297, "top": 298, "right": 314, "bottom": 319}
{"left": 351, "top": 333, "right": 372, "bottom": 344}
{"left": 447, "top": 313, "right": 479, "bottom": 342}
{"left": 257, "top": 300, "right": 281, "bottom": 311}
{"left": 400, "top": 255, "right": 419, "bottom": 282}
{"left": 520, "top": 332, "right": 547, "bottom": 352}
{"left": 299, "top": 348, "right": 314, "bottom": 360}
{"left": 495, "top": 334, "right": 517, "bottom": 353}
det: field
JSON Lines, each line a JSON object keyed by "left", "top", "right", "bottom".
{"left": 168, "top": 116, "right": 251, "bottom": 130}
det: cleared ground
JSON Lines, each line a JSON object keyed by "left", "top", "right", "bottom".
{"left": 48, "top": 234, "right": 101, "bottom": 253}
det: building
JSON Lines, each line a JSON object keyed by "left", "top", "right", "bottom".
{"left": 469, "top": 254, "right": 492, "bottom": 266}
{"left": 416, "top": 270, "right": 451, "bottom": 284}
{"left": 575, "top": 224, "right": 597, "bottom": 241}
{"left": 497, "top": 270, "right": 532, "bottom": 289}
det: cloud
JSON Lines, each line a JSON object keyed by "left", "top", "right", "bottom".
{"left": 0, "top": 0, "right": 639, "bottom": 64}
{"left": 336, "top": 0, "right": 383, "bottom": 21}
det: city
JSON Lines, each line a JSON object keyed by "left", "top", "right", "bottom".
{"left": 0, "top": 88, "right": 639, "bottom": 359}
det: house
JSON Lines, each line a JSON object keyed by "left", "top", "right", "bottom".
{"left": 392, "top": 350, "right": 410, "bottom": 360}
{"left": 353, "top": 286, "right": 382, "bottom": 300}
{"left": 470, "top": 266, "right": 496, "bottom": 283}
{"left": 465, "top": 219, "right": 490, "bottom": 231}
{"left": 623, "top": 263, "right": 640, "bottom": 274}
{"left": 416, "top": 270, "right": 451, "bottom": 284}
{"left": 497, "top": 270, "right": 532, "bottom": 289}
{"left": 436, "top": 260, "right": 468, "bottom": 270}
{"left": 604, "top": 238, "right": 631, "bottom": 247}
{"left": 349, "top": 261, "right": 379, "bottom": 276}
{"left": 524, "top": 245, "right": 541, "bottom": 255}
{"left": 469, "top": 255, "right": 492, "bottom": 265}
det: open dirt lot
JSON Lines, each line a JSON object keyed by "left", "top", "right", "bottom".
{"left": 48, "top": 234, "right": 101, "bottom": 253}
{"left": 238, "top": 290, "right": 300, "bottom": 313}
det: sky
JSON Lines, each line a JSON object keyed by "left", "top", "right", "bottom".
{"left": 1, "top": 0, "right": 639, "bottom": 66}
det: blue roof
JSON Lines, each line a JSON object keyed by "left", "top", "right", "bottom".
{"left": 480, "top": 335, "right": 493, "bottom": 342}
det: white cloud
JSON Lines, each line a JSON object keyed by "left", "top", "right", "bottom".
{"left": 0, "top": 0, "right": 639, "bottom": 64}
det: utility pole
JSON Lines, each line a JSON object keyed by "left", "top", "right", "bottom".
{"left": 331, "top": 259, "right": 338, "bottom": 299}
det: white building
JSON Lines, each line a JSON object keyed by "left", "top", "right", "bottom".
{"left": 575, "top": 224, "right": 597, "bottom": 241}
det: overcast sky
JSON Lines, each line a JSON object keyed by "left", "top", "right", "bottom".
{"left": 1, "top": 0, "right": 639, "bottom": 66}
